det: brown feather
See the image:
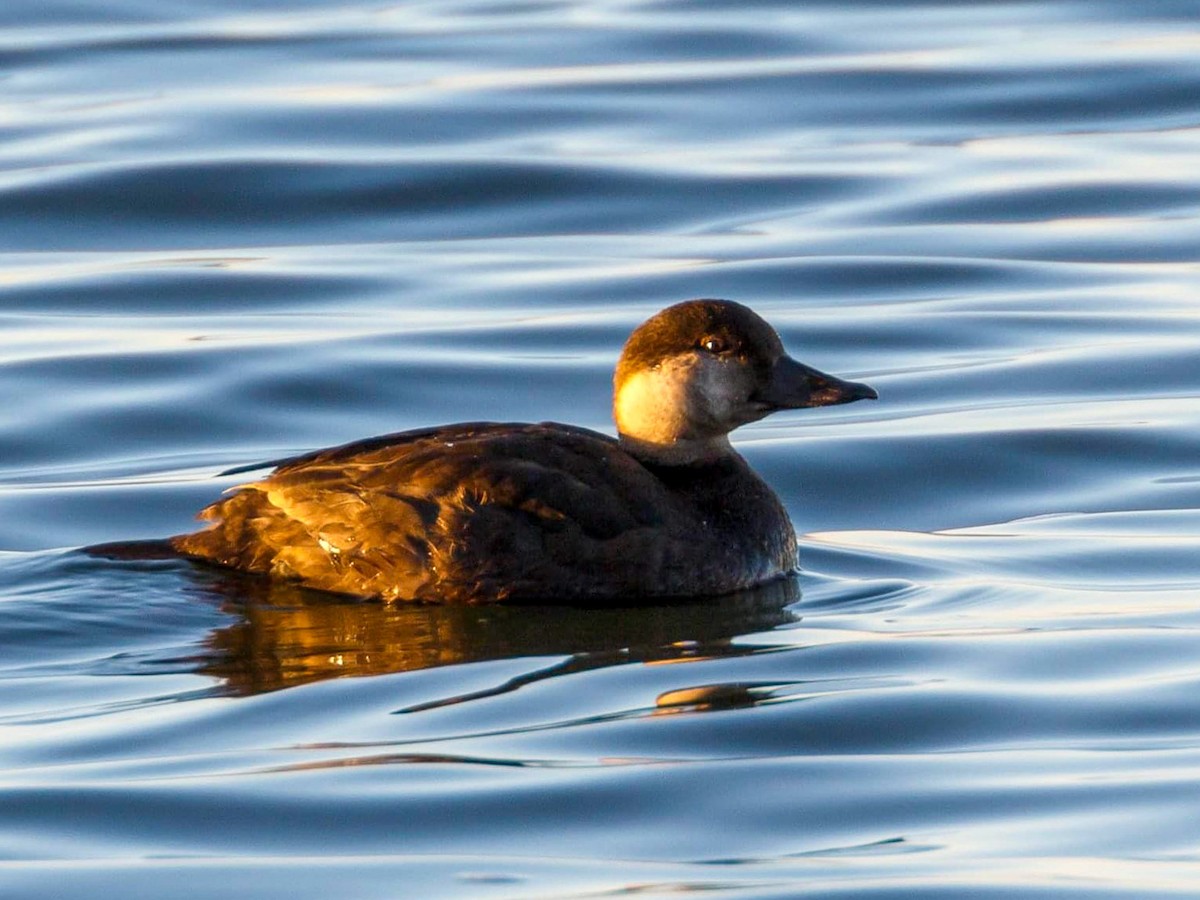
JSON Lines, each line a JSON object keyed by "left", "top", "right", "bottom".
{"left": 170, "top": 422, "right": 795, "bottom": 603}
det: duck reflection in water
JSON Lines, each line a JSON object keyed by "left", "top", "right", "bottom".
{"left": 88, "top": 299, "right": 871, "bottom": 695}
{"left": 189, "top": 567, "right": 800, "bottom": 698}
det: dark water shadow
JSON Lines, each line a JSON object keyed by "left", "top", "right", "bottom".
{"left": 180, "top": 566, "right": 801, "bottom": 698}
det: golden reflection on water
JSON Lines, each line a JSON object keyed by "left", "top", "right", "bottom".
{"left": 188, "top": 570, "right": 800, "bottom": 697}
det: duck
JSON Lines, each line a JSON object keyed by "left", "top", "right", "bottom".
{"left": 169, "top": 299, "right": 877, "bottom": 603}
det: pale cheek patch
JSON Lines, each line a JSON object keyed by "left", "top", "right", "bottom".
{"left": 614, "top": 356, "right": 692, "bottom": 443}
{"left": 615, "top": 353, "right": 758, "bottom": 443}
{"left": 694, "top": 357, "right": 749, "bottom": 425}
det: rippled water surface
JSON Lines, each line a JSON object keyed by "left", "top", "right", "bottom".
{"left": 3, "top": 1, "right": 1200, "bottom": 897}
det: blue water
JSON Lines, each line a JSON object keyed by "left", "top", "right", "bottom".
{"left": 3, "top": 1, "right": 1200, "bottom": 896}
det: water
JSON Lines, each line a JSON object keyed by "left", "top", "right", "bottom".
{"left": 2, "top": 0, "right": 1200, "bottom": 896}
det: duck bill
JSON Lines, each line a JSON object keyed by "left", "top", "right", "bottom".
{"left": 757, "top": 355, "right": 878, "bottom": 410}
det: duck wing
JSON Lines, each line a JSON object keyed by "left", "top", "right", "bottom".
{"left": 171, "top": 422, "right": 695, "bottom": 602}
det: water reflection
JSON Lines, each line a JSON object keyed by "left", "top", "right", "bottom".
{"left": 188, "top": 568, "right": 800, "bottom": 697}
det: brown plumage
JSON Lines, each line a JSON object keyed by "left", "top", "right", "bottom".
{"left": 169, "top": 300, "right": 877, "bottom": 602}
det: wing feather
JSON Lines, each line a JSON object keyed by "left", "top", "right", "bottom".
{"left": 172, "top": 423, "right": 695, "bottom": 601}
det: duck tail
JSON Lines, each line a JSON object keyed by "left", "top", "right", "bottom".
{"left": 82, "top": 538, "right": 181, "bottom": 561}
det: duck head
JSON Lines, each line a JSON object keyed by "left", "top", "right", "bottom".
{"left": 613, "top": 299, "right": 877, "bottom": 464}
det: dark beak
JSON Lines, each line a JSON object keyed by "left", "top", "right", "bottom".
{"left": 755, "top": 355, "right": 878, "bottom": 410}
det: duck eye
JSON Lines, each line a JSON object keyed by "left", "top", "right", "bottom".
{"left": 699, "top": 335, "right": 730, "bottom": 354}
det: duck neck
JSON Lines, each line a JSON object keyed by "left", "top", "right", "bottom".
{"left": 617, "top": 432, "right": 737, "bottom": 466}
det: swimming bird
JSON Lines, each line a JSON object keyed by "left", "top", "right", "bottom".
{"left": 169, "top": 299, "right": 876, "bottom": 602}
